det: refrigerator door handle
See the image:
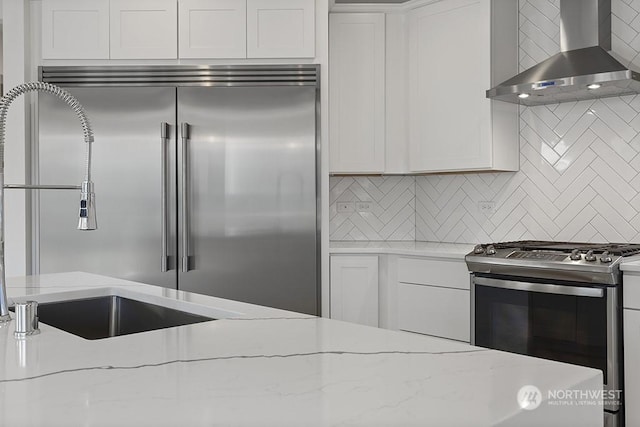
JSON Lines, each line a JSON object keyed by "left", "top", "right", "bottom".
{"left": 160, "top": 122, "right": 170, "bottom": 273}
{"left": 180, "top": 122, "right": 191, "bottom": 273}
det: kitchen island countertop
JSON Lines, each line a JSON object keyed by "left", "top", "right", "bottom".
{"left": 0, "top": 272, "right": 602, "bottom": 426}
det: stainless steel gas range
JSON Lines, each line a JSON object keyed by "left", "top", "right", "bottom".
{"left": 466, "top": 241, "right": 640, "bottom": 427}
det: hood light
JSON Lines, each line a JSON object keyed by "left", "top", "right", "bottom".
{"left": 518, "top": 93, "right": 530, "bottom": 99}
{"left": 587, "top": 84, "right": 602, "bottom": 90}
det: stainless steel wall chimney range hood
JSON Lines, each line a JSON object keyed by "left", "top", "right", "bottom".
{"left": 487, "top": 0, "right": 640, "bottom": 106}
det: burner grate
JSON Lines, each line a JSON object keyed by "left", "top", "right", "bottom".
{"left": 482, "top": 241, "right": 640, "bottom": 257}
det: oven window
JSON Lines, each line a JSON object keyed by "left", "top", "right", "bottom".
{"left": 474, "top": 285, "right": 608, "bottom": 381}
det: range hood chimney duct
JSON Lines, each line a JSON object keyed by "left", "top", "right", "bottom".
{"left": 487, "top": 0, "right": 640, "bottom": 106}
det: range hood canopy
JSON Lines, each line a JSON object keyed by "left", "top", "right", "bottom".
{"left": 487, "top": 0, "right": 640, "bottom": 106}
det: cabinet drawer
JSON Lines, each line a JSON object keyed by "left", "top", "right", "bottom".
{"left": 397, "top": 283, "right": 470, "bottom": 342}
{"left": 398, "top": 257, "right": 469, "bottom": 290}
{"left": 625, "top": 274, "right": 640, "bottom": 310}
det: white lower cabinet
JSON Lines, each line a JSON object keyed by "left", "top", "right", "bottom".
{"left": 397, "top": 257, "right": 470, "bottom": 290}
{"left": 624, "top": 273, "right": 640, "bottom": 426}
{"left": 329, "top": 252, "right": 471, "bottom": 342}
{"left": 625, "top": 308, "right": 640, "bottom": 426}
{"left": 396, "top": 256, "right": 470, "bottom": 342}
{"left": 397, "top": 283, "right": 469, "bottom": 342}
{"left": 330, "top": 255, "right": 379, "bottom": 327}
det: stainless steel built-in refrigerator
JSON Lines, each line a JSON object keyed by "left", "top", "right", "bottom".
{"left": 36, "top": 66, "right": 319, "bottom": 315}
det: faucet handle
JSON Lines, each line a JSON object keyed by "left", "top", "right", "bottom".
{"left": 78, "top": 180, "right": 97, "bottom": 230}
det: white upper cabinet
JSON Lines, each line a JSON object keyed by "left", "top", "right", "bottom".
{"left": 179, "top": 0, "right": 246, "bottom": 58}
{"left": 329, "top": 13, "right": 385, "bottom": 173}
{"left": 42, "top": 0, "right": 110, "bottom": 59}
{"left": 110, "top": 0, "right": 178, "bottom": 59}
{"left": 329, "top": 0, "right": 518, "bottom": 175}
{"left": 41, "top": 0, "right": 316, "bottom": 61}
{"left": 247, "top": 0, "right": 315, "bottom": 58}
{"left": 408, "top": 0, "right": 519, "bottom": 172}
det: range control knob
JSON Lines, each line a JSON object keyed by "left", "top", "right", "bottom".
{"left": 600, "top": 251, "right": 612, "bottom": 263}
{"left": 585, "top": 250, "right": 597, "bottom": 262}
{"left": 570, "top": 249, "right": 582, "bottom": 261}
{"left": 485, "top": 245, "right": 496, "bottom": 255}
{"left": 473, "top": 244, "right": 485, "bottom": 254}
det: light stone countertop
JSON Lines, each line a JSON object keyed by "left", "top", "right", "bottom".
{"left": 0, "top": 272, "right": 603, "bottom": 426}
{"left": 329, "top": 240, "right": 474, "bottom": 259}
{"left": 618, "top": 255, "right": 640, "bottom": 272}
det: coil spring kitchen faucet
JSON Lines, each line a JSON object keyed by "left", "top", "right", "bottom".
{"left": 0, "top": 82, "right": 97, "bottom": 323}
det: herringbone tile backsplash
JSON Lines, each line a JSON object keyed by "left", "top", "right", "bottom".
{"left": 331, "top": 0, "right": 640, "bottom": 243}
{"left": 330, "top": 176, "right": 415, "bottom": 241}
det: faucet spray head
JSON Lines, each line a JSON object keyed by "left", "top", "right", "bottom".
{"left": 78, "top": 180, "right": 97, "bottom": 230}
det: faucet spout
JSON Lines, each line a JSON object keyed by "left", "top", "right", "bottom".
{"left": 0, "top": 82, "right": 96, "bottom": 322}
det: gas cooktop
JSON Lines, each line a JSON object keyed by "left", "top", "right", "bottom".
{"left": 475, "top": 240, "right": 640, "bottom": 257}
{"left": 465, "top": 240, "right": 640, "bottom": 285}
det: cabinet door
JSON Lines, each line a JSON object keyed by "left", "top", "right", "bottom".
{"left": 625, "top": 309, "right": 640, "bottom": 426}
{"left": 41, "top": 0, "right": 109, "bottom": 59}
{"left": 246, "top": 0, "right": 315, "bottom": 58}
{"left": 110, "top": 0, "right": 178, "bottom": 59}
{"left": 329, "top": 13, "right": 385, "bottom": 174}
{"left": 408, "top": 0, "right": 492, "bottom": 172}
{"left": 179, "top": 0, "right": 246, "bottom": 58}
{"left": 330, "top": 256, "right": 378, "bottom": 327}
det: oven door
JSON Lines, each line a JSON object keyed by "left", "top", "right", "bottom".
{"left": 471, "top": 275, "right": 620, "bottom": 412}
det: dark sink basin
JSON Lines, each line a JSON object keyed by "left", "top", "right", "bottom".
{"left": 23, "top": 296, "right": 216, "bottom": 340}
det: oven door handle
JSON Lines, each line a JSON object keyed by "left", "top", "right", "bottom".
{"left": 473, "top": 276, "right": 604, "bottom": 298}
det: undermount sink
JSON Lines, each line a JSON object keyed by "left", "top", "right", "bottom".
{"left": 17, "top": 296, "right": 216, "bottom": 340}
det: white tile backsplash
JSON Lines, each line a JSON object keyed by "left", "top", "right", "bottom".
{"left": 330, "top": 0, "right": 640, "bottom": 244}
{"left": 330, "top": 176, "right": 415, "bottom": 241}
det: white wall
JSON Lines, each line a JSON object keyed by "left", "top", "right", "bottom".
{"left": 0, "top": 27, "right": 5, "bottom": 80}
{"left": 2, "top": 0, "right": 32, "bottom": 277}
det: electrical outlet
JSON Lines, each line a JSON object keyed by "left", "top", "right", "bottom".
{"left": 356, "top": 201, "right": 372, "bottom": 212}
{"left": 336, "top": 201, "right": 355, "bottom": 213}
{"left": 478, "top": 201, "right": 496, "bottom": 215}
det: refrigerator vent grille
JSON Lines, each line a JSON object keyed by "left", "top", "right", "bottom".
{"left": 40, "top": 66, "right": 319, "bottom": 87}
